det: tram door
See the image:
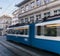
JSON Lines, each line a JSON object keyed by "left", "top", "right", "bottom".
{"left": 29, "top": 24, "right": 35, "bottom": 46}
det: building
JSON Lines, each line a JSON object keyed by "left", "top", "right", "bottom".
{"left": 0, "top": 15, "right": 12, "bottom": 35}
{"left": 16, "top": 0, "right": 60, "bottom": 24}
{"left": 11, "top": 9, "right": 19, "bottom": 25}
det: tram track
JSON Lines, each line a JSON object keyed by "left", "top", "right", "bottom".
{"left": 0, "top": 44, "right": 16, "bottom": 56}
{"left": 0, "top": 41, "right": 20, "bottom": 56}
{"left": 0, "top": 40, "right": 40, "bottom": 56}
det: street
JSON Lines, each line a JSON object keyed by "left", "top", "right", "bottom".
{"left": 0, "top": 0, "right": 60, "bottom": 56}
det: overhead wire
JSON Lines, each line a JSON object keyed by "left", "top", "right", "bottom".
{"left": 0, "top": 0, "right": 19, "bottom": 15}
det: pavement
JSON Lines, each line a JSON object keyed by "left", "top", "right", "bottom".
{"left": 0, "top": 36, "right": 59, "bottom": 56}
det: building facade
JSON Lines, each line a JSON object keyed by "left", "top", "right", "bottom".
{"left": 16, "top": 0, "right": 60, "bottom": 24}
{"left": 12, "top": 9, "right": 19, "bottom": 25}
{"left": 0, "top": 15, "right": 12, "bottom": 35}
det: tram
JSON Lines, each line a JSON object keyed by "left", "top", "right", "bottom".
{"left": 6, "top": 17, "right": 60, "bottom": 54}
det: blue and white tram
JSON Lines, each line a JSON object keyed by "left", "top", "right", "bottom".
{"left": 6, "top": 19, "right": 60, "bottom": 54}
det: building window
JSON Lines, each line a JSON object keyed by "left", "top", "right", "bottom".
{"left": 58, "top": 9, "right": 60, "bottom": 14}
{"left": 30, "top": 1, "right": 35, "bottom": 9}
{"left": 25, "top": 5, "right": 29, "bottom": 11}
{"left": 54, "top": 9, "right": 60, "bottom": 15}
{"left": 54, "top": 10, "right": 57, "bottom": 15}
{"left": 44, "top": 0, "right": 50, "bottom": 4}
{"left": 21, "top": 19, "right": 24, "bottom": 23}
{"left": 36, "top": 14, "right": 41, "bottom": 22}
{"left": 36, "top": 0, "right": 41, "bottom": 6}
{"left": 30, "top": 16, "right": 34, "bottom": 23}
{"left": 44, "top": 0, "right": 54, "bottom": 4}
{"left": 25, "top": 18, "right": 28, "bottom": 23}
{"left": 21, "top": 7, "right": 25, "bottom": 13}
{"left": 44, "top": 12, "right": 50, "bottom": 18}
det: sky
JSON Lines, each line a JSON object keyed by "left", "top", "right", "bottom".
{"left": 0, "top": 0, "right": 23, "bottom": 16}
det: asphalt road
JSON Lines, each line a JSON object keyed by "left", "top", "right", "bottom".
{"left": 0, "top": 36, "right": 59, "bottom": 56}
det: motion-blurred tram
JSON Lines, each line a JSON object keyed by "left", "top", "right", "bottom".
{"left": 6, "top": 18, "right": 60, "bottom": 54}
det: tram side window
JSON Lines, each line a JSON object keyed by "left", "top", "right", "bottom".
{"left": 12, "top": 30, "right": 16, "bottom": 34}
{"left": 7, "top": 29, "right": 15, "bottom": 34}
{"left": 20, "top": 29, "right": 24, "bottom": 35}
{"left": 15, "top": 29, "right": 24, "bottom": 35}
{"left": 7, "top": 27, "right": 29, "bottom": 35}
{"left": 44, "top": 24, "right": 57, "bottom": 36}
{"left": 15, "top": 28, "right": 29, "bottom": 35}
{"left": 24, "top": 29, "right": 28, "bottom": 35}
{"left": 15, "top": 30, "right": 20, "bottom": 34}
{"left": 36, "top": 26, "right": 41, "bottom": 36}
